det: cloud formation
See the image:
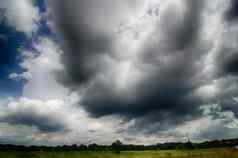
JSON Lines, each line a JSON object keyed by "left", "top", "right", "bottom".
{"left": 2, "top": 0, "right": 238, "bottom": 145}
{"left": 226, "top": 0, "right": 238, "bottom": 22}
{"left": 49, "top": 0, "right": 209, "bottom": 132}
{"left": 0, "top": 0, "right": 41, "bottom": 36}
{"left": 46, "top": 0, "right": 238, "bottom": 137}
{"left": 0, "top": 98, "right": 67, "bottom": 132}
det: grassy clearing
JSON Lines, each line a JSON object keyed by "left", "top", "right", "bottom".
{"left": 0, "top": 148, "right": 237, "bottom": 158}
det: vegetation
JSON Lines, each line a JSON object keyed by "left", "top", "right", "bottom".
{"left": 1, "top": 138, "right": 238, "bottom": 152}
{"left": 0, "top": 148, "right": 238, "bottom": 158}
{"left": 0, "top": 138, "right": 237, "bottom": 157}
{"left": 111, "top": 140, "right": 122, "bottom": 153}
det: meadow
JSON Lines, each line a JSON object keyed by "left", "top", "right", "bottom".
{"left": 0, "top": 148, "right": 238, "bottom": 158}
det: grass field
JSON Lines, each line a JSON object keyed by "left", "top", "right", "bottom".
{"left": 0, "top": 148, "right": 238, "bottom": 158}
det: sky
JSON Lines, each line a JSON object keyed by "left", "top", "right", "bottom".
{"left": 0, "top": 0, "right": 238, "bottom": 146}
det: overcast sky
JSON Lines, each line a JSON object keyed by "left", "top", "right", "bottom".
{"left": 0, "top": 0, "right": 238, "bottom": 145}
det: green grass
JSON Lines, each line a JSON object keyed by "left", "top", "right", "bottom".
{"left": 0, "top": 148, "right": 237, "bottom": 158}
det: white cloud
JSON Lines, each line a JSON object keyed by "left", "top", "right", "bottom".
{"left": 194, "top": 81, "right": 219, "bottom": 99}
{"left": 8, "top": 73, "right": 18, "bottom": 80}
{"left": 17, "top": 37, "right": 69, "bottom": 100}
{"left": 0, "top": 97, "right": 69, "bottom": 132}
{"left": 0, "top": 96, "right": 127, "bottom": 145}
{"left": 3, "top": 0, "right": 238, "bottom": 145}
{"left": 4, "top": 35, "right": 127, "bottom": 145}
{"left": 8, "top": 72, "right": 32, "bottom": 81}
{"left": 0, "top": 0, "right": 41, "bottom": 36}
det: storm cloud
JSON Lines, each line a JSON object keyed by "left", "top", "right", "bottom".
{"left": 0, "top": 98, "right": 67, "bottom": 133}
{"left": 1, "top": 0, "right": 238, "bottom": 145}
{"left": 226, "top": 0, "right": 238, "bottom": 22}
{"left": 48, "top": 0, "right": 238, "bottom": 134}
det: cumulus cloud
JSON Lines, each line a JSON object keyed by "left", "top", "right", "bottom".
{"left": 17, "top": 37, "right": 69, "bottom": 100}
{"left": 0, "top": 98, "right": 67, "bottom": 132}
{"left": 49, "top": 0, "right": 202, "bottom": 131}
{"left": 4, "top": 34, "right": 127, "bottom": 145}
{"left": 0, "top": 96, "right": 134, "bottom": 145}
{"left": 8, "top": 72, "right": 32, "bottom": 81}
{"left": 45, "top": 0, "right": 238, "bottom": 137}
{"left": 2, "top": 0, "right": 238, "bottom": 145}
{"left": 0, "top": 0, "right": 40, "bottom": 36}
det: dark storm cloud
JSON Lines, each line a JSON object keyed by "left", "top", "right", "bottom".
{"left": 0, "top": 115, "right": 65, "bottom": 133}
{"left": 48, "top": 0, "right": 237, "bottom": 137}
{"left": 160, "top": 0, "right": 203, "bottom": 50}
{"left": 129, "top": 0, "right": 205, "bottom": 130}
{"left": 221, "top": 52, "right": 238, "bottom": 75}
{"left": 49, "top": 0, "right": 207, "bottom": 133}
{"left": 49, "top": 0, "right": 134, "bottom": 87}
{"left": 0, "top": 109, "right": 65, "bottom": 133}
{"left": 209, "top": 0, "right": 238, "bottom": 119}
{"left": 220, "top": 99, "right": 238, "bottom": 116}
{"left": 225, "top": 0, "right": 238, "bottom": 22}
{"left": 48, "top": 2, "right": 103, "bottom": 85}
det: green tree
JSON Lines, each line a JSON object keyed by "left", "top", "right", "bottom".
{"left": 111, "top": 140, "right": 122, "bottom": 154}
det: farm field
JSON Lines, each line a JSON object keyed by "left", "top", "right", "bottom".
{"left": 0, "top": 148, "right": 238, "bottom": 158}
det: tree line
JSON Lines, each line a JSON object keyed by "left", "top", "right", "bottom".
{"left": 0, "top": 138, "right": 237, "bottom": 152}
